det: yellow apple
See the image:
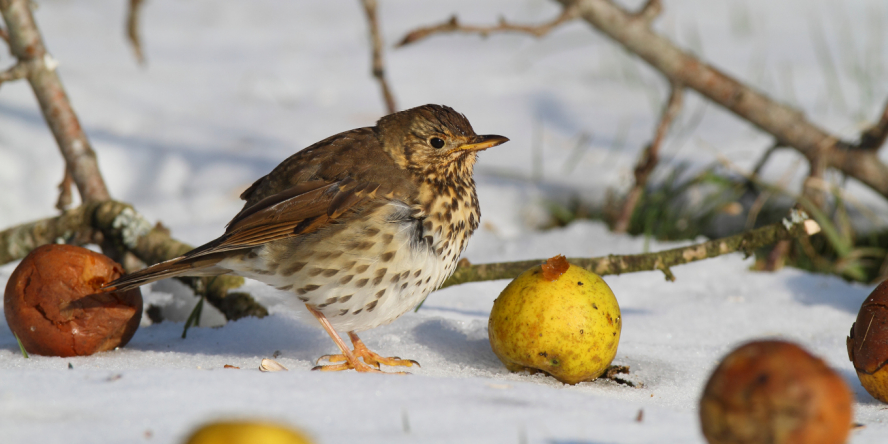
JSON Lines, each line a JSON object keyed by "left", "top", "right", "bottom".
{"left": 488, "top": 256, "right": 621, "bottom": 384}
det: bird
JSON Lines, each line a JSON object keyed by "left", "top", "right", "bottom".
{"left": 104, "top": 104, "right": 509, "bottom": 373}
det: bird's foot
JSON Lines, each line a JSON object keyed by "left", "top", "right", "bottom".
{"left": 311, "top": 358, "right": 384, "bottom": 373}
{"left": 314, "top": 331, "right": 419, "bottom": 372}
{"left": 305, "top": 305, "right": 416, "bottom": 373}
{"left": 316, "top": 350, "right": 419, "bottom": 370}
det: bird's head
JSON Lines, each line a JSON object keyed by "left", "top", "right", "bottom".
{"left": 376, "top": 104, "right": 508, "bottom": 183}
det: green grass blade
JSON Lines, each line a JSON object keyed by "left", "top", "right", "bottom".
{"left": 14, "top": 333, "right": 29, "bottom": 359}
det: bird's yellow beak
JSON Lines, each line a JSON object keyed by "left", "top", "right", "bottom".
{"left": 454, "top": 134, "right": 510, "bottom": 152}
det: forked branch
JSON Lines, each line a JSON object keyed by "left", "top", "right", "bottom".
{"left": 400, "top": 0, "right": 888, "bottom": 201}
{"left": 397, "top": 5, "right": 579, "bottom": 47}
{"left": 633, "top": 0, "right": 662, "bottom": 25}
{"left": 0, "top": 0, "right": 263, "bottom": 320}
{"left": 0, "top": 0, "right": 111, "bottom": 202}
{"left": 555, "top": 0, "right": 888, "bottom": 199}
{"left": 0, "top": 59, "right": 27, "bottom": 84}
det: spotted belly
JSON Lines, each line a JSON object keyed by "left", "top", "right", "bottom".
{"left": 218, "top": 201, "right": 463, "bottom": 332}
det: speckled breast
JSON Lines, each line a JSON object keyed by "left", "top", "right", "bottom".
{"left": 221, "top": 192, "right": 478, "bottom": 332}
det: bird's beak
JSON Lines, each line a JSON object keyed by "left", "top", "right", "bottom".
{"left": 454, "top": 134, "right": 510, "bottom": 152}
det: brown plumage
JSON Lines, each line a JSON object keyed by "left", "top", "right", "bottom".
{"left": 105, "top": 104, "right": 508, "bottom": 373}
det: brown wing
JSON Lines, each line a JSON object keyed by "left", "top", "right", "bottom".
{"left": 105, "top": 178, "right": 384, "bottom": 291}
{"left": 238, "top": 128, "right": 379, "bottom": 207}
{"left": 184, "top": 177, "right": 383, "bottom": 257}
{"left": 237, "top": 127, "right": 418, "bottom": 209}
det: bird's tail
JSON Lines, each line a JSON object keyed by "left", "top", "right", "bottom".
{"left": 103, "top": 254, "right": 228, "bottom": 292}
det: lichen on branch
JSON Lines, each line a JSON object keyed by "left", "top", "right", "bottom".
{"left": 0, "top": 201, "right": 267, "bottom": 321}
{"left": 440, "top": 213, "right": 820, "bottom": 289}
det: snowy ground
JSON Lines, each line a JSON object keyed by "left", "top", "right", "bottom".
{"left": 2, "top": 0, "right": 888, "bottom": 443}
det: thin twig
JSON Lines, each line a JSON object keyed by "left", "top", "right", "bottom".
{"left": 553, "top": 0, "right": 888, "bottom": 200}
{"left": 397, "top": 5, "right": 579, "bottom": 47}
{"left": 802, "top": 150, "right": 828, "bottom": 210}
{"left": 745, "top": 150, "right": 802, "bottom": 230}
{"left": 0, "top": 59, "right": 27, "bottom": 84}
{"left": 854, "top": 99, "right": 888, "bottom": 151}
{"left": 613, "top": 83, "right": 684, "bottom": 233}
{"left": 745, "top": 191, "right": 772, "bottom": 230}
{"left": 0, "top": 25, "right": 8, "bottom": 45}
{"left": 401, "top": 0, "right": 888, "bottom": 199}
{"left": 405, "top": 0, "right": 888, "bottom": 201}
{"left": 55, "top": 167, "right": 73, "bottom": 211}
{"left": 633, "top": 0, "right": 662, "bottom": 25}
{"left": 750, "top": 143, "right": 783, "bottom": 178}
{"left": 440, "top": 214, "right": 819, "bottom": 289}
{"left": 1, "top": 0, "right": 111, "bottom": 202}
{"left": 359, "top": 0, "right": 396, "bottom": 113}
{"left": 126, "top": 0, "right": 147, "bottom": 65}
{"left": 1, "top": 0, "right": 263, "bottom": 321}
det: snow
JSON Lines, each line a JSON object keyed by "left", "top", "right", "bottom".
{"left": 2, "top": 0, "right": 888, "bottom": 442}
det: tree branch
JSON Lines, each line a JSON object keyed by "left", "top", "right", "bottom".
{"left": 750, "top": 142, "right": 783, "bottom": 178}
{"left": 633, "top": 0, "right": 661, "bottom": 25}
{"left": 0, "top": 0, "right": 264, "bottom": 321}
{"left": 359, "top": 0, "right": 396, "bottom": 114}
{"left": 126, "top": 0, "right": 146, "bottom": 65}
{"left": 854, "top": 99, "right": 888, "bottom": 151}
{"left": 0, "top": 59, "right": 27, "bottom": 84}
{"left": 613, "top": 83, "right": 683, "bottom": 233}
{"left": 441, "top": 212, "right": 820, "bottom": 289}
{"left": 0, "top": 24, "right": 8, "bottom": 44}
{"left": 397, "top": 5, "right": 579, "bottom": 47}
{"left": 401, "top": 0, "right": 888, "bottom": 201}
{"left": 0, "top": 0, "right": 111, "bottom": 202}
{"left": 0, "top": 201, "right": 268, "bottom": 321}
{"left": 552, "top": 0, "right": 888, "bottom": 200}
{"left": 5, "top": 200, "right": 816, "bottom": 316}
{"left": 55, "top": 167, "right": 74, "bottom": 211}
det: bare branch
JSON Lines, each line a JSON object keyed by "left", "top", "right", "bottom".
{"left": 1, "top": 0, "right": 265, "bottom": 321}
{"left": 0, "top": 201, "right": 268, "bottom": 321}
{"left": 633, "top": 0, "right": 661, "bottom": 25}
{"left": 359, "top": 0, "right": 396, "bottom": 113}
{"left": 397, "top": 5, "right": 579, "bottom": 47}
{"left": 0, "top": 25, "right": 8, "bottom": 44}
{"left": 750, "top": 142, "right": 783, "bottom": 178}
{"left": 441, "top": 213, "right": 819, "bottom": 289}
{"left": 399, "top": 0, "right": 888, "bottom": 199}
{"left": 854, "top": 99, "right": 888, "bottom": 151}
{"left": 126, "top": 0, "right": 146, "bottom": 65}
{"left": 761, "top": 239, "right": 790, "bottom": 271}
{"left": 802, "top": 150, "right": 828, "bottom": 209}
{"left": 55, "top": 167, "right": 73, "bottom": 211}
{"left": 552, "top": 0, "right": 888, "bottom": 200}
{"left": 1, "top": 0, "right": 111, "bottom": 202}
{"left": 613, "top": 83, "right": 683, "bottom": 233}
{"left": 0, "top": 59, "right": 27, "bottom": 84}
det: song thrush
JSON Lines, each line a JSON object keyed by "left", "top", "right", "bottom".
{"left": 105, "top": 104, "right": 508, "bottom": 373}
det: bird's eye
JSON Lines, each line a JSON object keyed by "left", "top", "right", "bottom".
{"left": 429, "top": 137, "right": 445, "bottom": 149}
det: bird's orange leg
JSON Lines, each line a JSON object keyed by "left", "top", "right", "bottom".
{"left": 318, "top": 331, "right": 420, "bottom": 370}
{"left": 305, "top": 304, "right": 381, "bottom": 373}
